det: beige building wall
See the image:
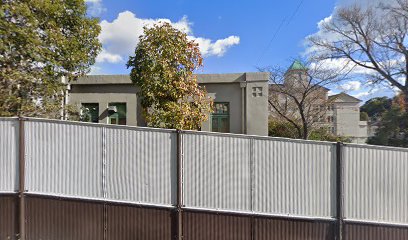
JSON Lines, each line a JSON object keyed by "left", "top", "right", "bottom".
{"left": 200, "top": 83, "right": 243, "bottom": 133}
{"left": 331, "top": 95, "right": 368, "bottom": 144}
{"left": 68, "top": 73, "right": 269, "bottom": 136}
{"left": 245, "top": 76, "right": 269, "bottom": 136}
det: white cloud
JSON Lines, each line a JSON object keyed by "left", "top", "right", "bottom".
{"left": 337, "top": 0, "right": 396, "bottom": 8}
{"left": 309, "top": 58, "right": 376, "bottom": 77}
{"left": 338, "top": 81, "right": 361, "bottom": 91}
{"left": 305, "top": 0, "right": 399, "bottom": 57}
{"left": 96, "top": 49, "right": 123, "bottom": 63}
{"left": 353, "top": 91, "right": 372, "bottom": 99}
{"left": 328, "top": 90, "right": 339, "bottom": 96}
{"left": 352, "top": 88, "right": 380, "bottom": 99}
{"left": 192, "top": 36, "right": 240, "bottom": 57}
{"left": 97, "top": 11, "right": 240, "bottom": 63}
{"left": 89, "top": 65, "right": 102, "bottom": 75}
{"left": 393, "top": 85, "right": 402, "bottom": 94}
{"left": 85, "top": 0, "right": 106, "bottom": 17}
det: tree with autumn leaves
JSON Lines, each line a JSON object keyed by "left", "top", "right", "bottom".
{"left": 127, "top": 23, "right": 213, "bottom": 130}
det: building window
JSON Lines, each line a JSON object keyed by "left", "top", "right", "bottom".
{"left": 252, "top": 87, "right": 263, "bottom": 97}
{"left": 327, "top": 116, "right": 334, "bottom": 123}
{"left": 108, "top": 103, "right": 127, "bottom": 125}
{"left": 81, "top": 103, "right": 99, "bottom": 123}
{"left": 327, "top": 104, "right": 334, "bottom": 111}
{"left": 211, "top": 102, "right": 230, "bottom": 133}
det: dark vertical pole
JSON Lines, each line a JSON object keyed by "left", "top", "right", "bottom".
{"left": 176, "top": 130, "right": 183, "bottom": 240}
{"left": 336, "top": 142, "right": 343, "bottom": 240}
{"left": 18, "top": 117, "right": 26, "bottom": 240}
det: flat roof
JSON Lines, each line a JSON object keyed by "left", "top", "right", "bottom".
{"left": 73, "top": 72, "right": 269, "bottom": 85}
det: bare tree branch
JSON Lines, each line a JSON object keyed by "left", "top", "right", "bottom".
{"left": 260, "top": 59, "right": 343, "bottom": 139}
{"left": 307, "top": 1, "right": 408, "bottom": 109}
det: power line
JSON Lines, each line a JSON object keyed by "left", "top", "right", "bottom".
{"left": 255, "top": 18, "right": 287, "bottom": 67}
{"left": 255, "top": 0, "right": 305, "bottom": 67}
{"left": 286, "top": 0, "right": 305, "bottom": 26}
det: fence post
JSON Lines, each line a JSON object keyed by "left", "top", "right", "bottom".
{"left": 176, "top": 130, "right": 183, "bottom": 240}
{"left": 18, "top": 117, "right": 26, "bottom": 240}
{"left": 250, "top": 137, "right": 255, "bottom": 240}
{"left": 336, "top": 142, "right": 344, "bottom": 240}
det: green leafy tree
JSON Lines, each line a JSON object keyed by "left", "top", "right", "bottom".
{"left": 360, "top": 112, "right": 369, "bottom": 121}
{"left": 268, "top": 120, "right": 298, "bottom": 139}
{"left": 127, "top": 22, "right": 212, "bottom": 130}
{"left": 368, "top": 94, "right": 408, "bottom": 147}
{"left": 360, "top": 97, "right": 392, "bottom": 121}
{"left": 309, "top": 128, "right": 352, "bottom": 143}
{"left": 0, "top": 0, "right": 101, "bottom": 118}
{"left": 268, "top": 119, "right": 351, "bottom": 142}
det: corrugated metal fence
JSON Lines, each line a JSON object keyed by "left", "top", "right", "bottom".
{"left": 0, "top": 118, "right": 19, "bottom": 193}
{"left": 0, "top": 118, "right": 407, "bottom": 239}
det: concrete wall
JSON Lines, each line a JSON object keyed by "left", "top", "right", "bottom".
{"left": 200, "top": 82, "right": 269, "bottom": 135}
{"left": 245, "top": 79, "right": 268, "bottom": 136}
{"left": 69, "top": 84, "right": 143, "bottom": 126}
{"left": 201, "top": 83, "right": 243, "bottom": 134}
{"left": 333, "top": 102, "right": 367, "bottom": 143}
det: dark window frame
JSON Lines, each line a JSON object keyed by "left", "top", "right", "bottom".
{"left": 81, "top": 103, "right": 99, "bottom": 123}
{"left": 211, "top": 102, "right": 230, "bottom": 133}
{"left": 108, "top": 102, "right": 127, "bottom": 125}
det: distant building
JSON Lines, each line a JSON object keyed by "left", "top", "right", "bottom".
{"left": 269, "top": 61, "right": 368, "bottom": 143}
{"left": 68, "top": 73, "right": 269, "bottom": 136}
{"left": 328, "top": 93, "right": 368, "bottom": 144}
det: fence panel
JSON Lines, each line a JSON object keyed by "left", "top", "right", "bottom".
{"left": 0, "top": 118, "right": 19, "bottom": 192}
{"left": 255, "top": 217, "right": 335, "bottom": 240}
{"left": 24, "top": 120, "right": 104, "bottom": 199}
{"left": 25, "top": 196, "right": 105, "bottom": 240}
{"left": 0, "top": 196, "right": 17, "bottom": 240}
{"left": 107, "top": 204, "right": 174, "bottom": 240}
{"left": 105, "top": 127, "right": 177, "bottom": 206}
{"left": 182, "top": 132, "right": 251, "bottom": 212}
{"left": 182, "top": 211, "right": 252, "bottom": 240}
{"left": 343, "top": 144, "right": 408, "bottom": 224}
{"left": 344, "top": 223, "right": 408, "bottom": 240}
{"left": 253, "top": 138, "right": 336, "bottom": 218}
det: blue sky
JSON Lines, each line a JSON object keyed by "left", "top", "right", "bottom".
{"left": 85, "top": 0, "right": 398, "bottom": 101}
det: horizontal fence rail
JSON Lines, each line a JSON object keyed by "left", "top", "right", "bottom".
{"left": 0, "top": 118, "right": 407, "bottom": 239}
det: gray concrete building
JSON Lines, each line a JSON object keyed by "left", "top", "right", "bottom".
{"left": 68, "top": 72, "right": 269, "bottom": 136}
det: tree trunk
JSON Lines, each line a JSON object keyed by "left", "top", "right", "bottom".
{"left": 302, "top": 123, "right": 308, "bottom": 140}
{"left": 299, "top": 107, "right": 309, "bottom": 140}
